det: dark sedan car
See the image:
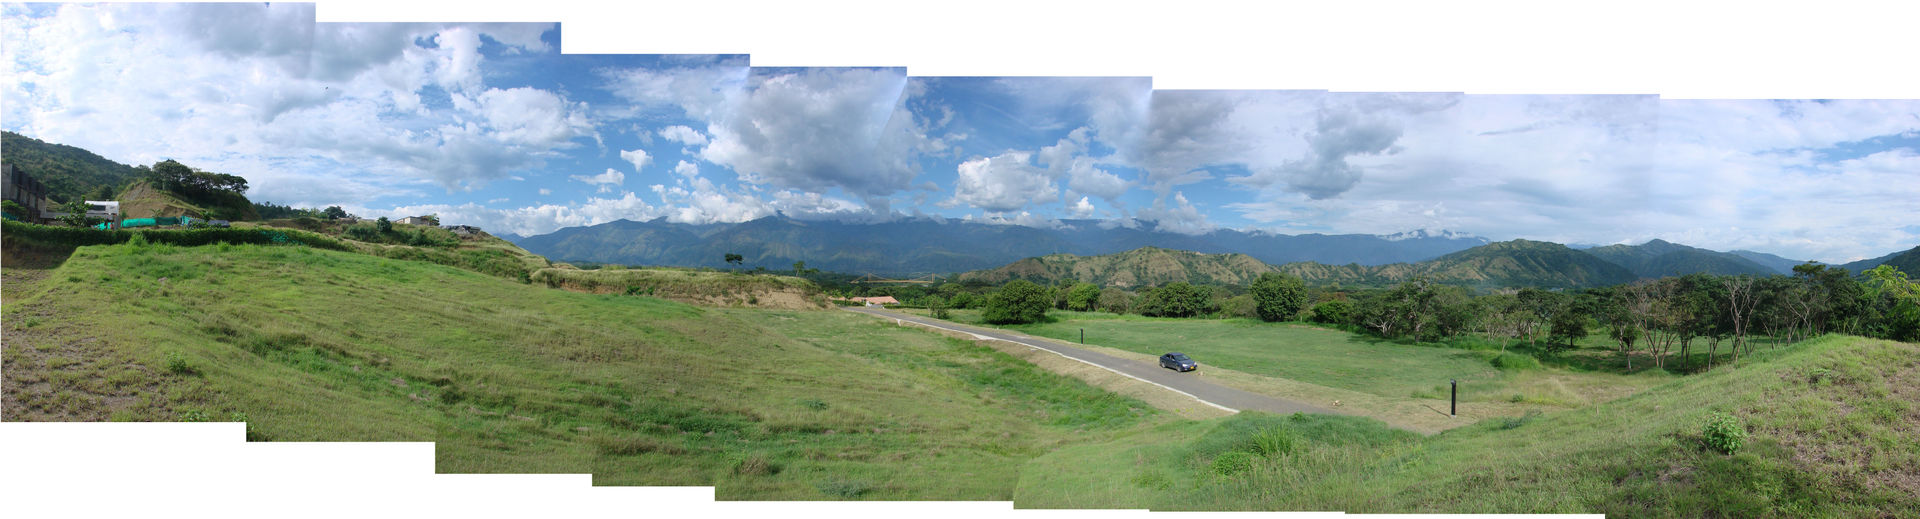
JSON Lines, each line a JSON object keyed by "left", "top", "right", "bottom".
{"left": 1159, "top": 352, "right": 1197, "bottom": 372}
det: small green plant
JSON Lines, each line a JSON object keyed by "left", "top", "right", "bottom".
{"left": 1702, "top": 412, "right": 1748, "bottom": 454}
{"left": 1490, "top": 352, "right": 1541, "bottom": 371}
{"left": 799, "top": 398, "right": 830, "bottom": 410}
{"left": 163, "top": 351, "right": 197, "bottom": 375}
{"left": 1498, "top": 410, "right": 1542, "bottom": 430}
{"left": 180, "top": 409, "right": 211, "bottom": 422}
{"left": 1248, "top": 427, "right": 1300, "bottom": 457}
{"left": 815, "top": 478, "right": 873, "bottom": 499}
{"left": 1211, "top": 450, "right": 1259, "bottom": 476}
{"left": 734, "top": 453, "right": 778, "bottom": 476}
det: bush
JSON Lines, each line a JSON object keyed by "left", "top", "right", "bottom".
{"left": 1249, "top": 427, "right": 1301, "bottom": 457}
{"left": 1250, "top": 272, "right": 1308, "bottom": 322}
{"left": 163, "top": 351, "right": 197, "bottom": 375}
{"left": 0, "top": 220, "right": 351, "bottom": 252}
{"left": 983, "top": 280, "right": 1050, "bottom": 324}
{"left": 1490, "top": 352, "right": 1542, "bottom": 371}
{"left": 1703, "top": 412, "right": 1748, "bottom": 454}
{"left": 815, "top": 478, "right": 873, "bottom": 499}
{"left": 1210, "top": 450, "right": 1259, "bottom": 476}
{"left": 1309, "top": 300, "right": 1353, "bottom": 325}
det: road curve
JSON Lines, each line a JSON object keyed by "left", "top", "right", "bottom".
{"left": 842, "top": 306, "right": 1340, "bottom": 417}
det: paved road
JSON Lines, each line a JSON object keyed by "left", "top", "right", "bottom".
{"left": 843, "top": 306, "right": 1339, "bottom": 417}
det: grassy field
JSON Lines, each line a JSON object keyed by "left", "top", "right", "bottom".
{"left": 1, "top": 241, "right": 1171, "bottom": 499}
{"left": 945, "top": 309, "right": 1672, "bottom": 409}
{"left": 531, "top": 266, "right": 825, "bottom": 310}
{"left": 1016, "top": 334, "right": 1920, "bottom": 515}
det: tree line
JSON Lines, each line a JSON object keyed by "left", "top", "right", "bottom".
{"left": 944, "top": 265, "right": 1919, "bottom": 372}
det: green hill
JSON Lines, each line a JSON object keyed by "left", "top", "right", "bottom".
{"left": 961, "top": 240, "right": 1638, "bottom": 290}
{"left": 1, "top": 131, "right": 145, "bottom": 203}
{"left": 0, "top": 239, "right": 1169, "bottom": 499}
{"left": 1016, "top": 334, "right": 1920, "bottom": 515}
{"left": 1841, "top": 245, "right": 1920, "bottom": 275}
{"left": 1586, "top": 239, "right": 1777, "bottom": 278}
{"left": 957, "top": 246, "right": 1277, "bottom": 287}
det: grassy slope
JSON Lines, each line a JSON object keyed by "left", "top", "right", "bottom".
{"left": 1016, "top": 334, "right": 1920, "bottom": 516}
{"left": 1, "top": 242, "right": 1169, "bottom": 499}
{"left": 955, "top": 309, "right": 1671, "bottom": 407}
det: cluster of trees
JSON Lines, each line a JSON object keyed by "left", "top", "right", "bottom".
{"left": 950, "top": 263, "right": 1919, "bottom": 370}
{"left": 146, "top": 159, "right": 248, "bottom": 200}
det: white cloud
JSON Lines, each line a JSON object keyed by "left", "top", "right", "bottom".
{"left": 1069, "top": 196, "right": 1096, "bottom": 218}
{"left": 373, "top": 191, "right": 660, "bottom": 237}
{"left": 656, "top": 125, "right": 708, "bottom": 146}
{"left": 619, "top": 148, "right": 652, "bottom": 172}
{"left": 1137, "top": 192, "right": 1213, "bottom": 234}
{"left": 569, "top": 168, "right": 625, "bottom": 193}
{"left": 948, "top": 152, "right": 1058, "bottom": 212}
{"left": 672, "top": 160, "right": 700, "bottom": 179}
{"left": 697, "top": 68, "right": 939, "bottom": 204}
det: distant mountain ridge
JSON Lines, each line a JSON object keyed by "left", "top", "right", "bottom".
{"left": 962, "top": 239, "right": 1641, "bottom": 290}
{"left": 515, "top": 215, "right": 1492, "bottom": 276}
{"left": 1583, "top": 239, "right": 1777, "bottom": 278}
{"left": 1840, "top": 246, "right": 1920, "bottom": 274}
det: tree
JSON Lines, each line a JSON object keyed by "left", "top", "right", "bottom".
{"left": 1097, "top": 288, "right": 1133, "bottom": 314}
{"left": 1720, "top": 275, "right": 1762, "bottom": 366}
{"left": 983, "top": 280, "right": 1051, "bottom": 324}
{"left": 1249, "top": 272, "right": 1308, "bottom": 322}
{"left": 322, "top": 205, "right": 348, "bottom": 220}
{"left": 1309, "top": 300, "right": 1353, "bottom": 325}
{"left": 725, "top": 253, "right": 744, "bottom": 267}
{"left": 376, "top": 216, "right": 393, "bottom": 233}
{"left": 90, "top": 184, "right": 115, "bottom": 201}
{"left": 56, "top": 200, "right": 101, "bottom": 227}
{"left": 1, "top": 199, "right": 27, "bottom": 219}
{"left": 421, "top": 214, "right": 440, "bottom": 226}
{"left": 1067, "top": 282, "right": 1101, "bottom": 311}
{"left": 1137, "top": 282, "right": 1213, "bottom": 318}
{"left": 1546, "top": 310, "right": 1589, "bottom": 356}
{"left": 793, "top": 261, "right": 807, "bottom": 276}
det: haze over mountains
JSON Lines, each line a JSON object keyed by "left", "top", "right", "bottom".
{"left": 509, "top": 215, "right": 1920, "bottom": 286}
{"left": 510, "top": 216, "right": 1492, "bottom": 276}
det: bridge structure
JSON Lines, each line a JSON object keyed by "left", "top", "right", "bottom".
{"left": 850, "top": 273, "right": 941, "bottom": 284}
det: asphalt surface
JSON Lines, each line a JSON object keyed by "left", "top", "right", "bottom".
{"left": 843, "top": 306, "right": 1339, "bottom": 417}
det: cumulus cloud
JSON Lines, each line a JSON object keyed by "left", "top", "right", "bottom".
{"left": 619, "top": 148, "right": 652, "bottom": 172}
{"left": 948, "top": 152, "right": 1058, "bottom": 212}
{"left": 1069, "top": 196, "right": 1096, "bottom": 218}
{"left": 656, "top": 125, "right": 708, "bottom": 146}
{"left": 697, "top": 68, "right": 939, "bottom": 204}
{"left": 374, "top": 191, "right": 660, "bottom": 237}
{"left": 1259, "top": 111, "right": 1403, "bottom": 199}
{"left": 1137, "top": 192, "right": 1213, "bottom": 234}
{"left": 2, "top": 3, "right": 580, "bottom": 198}
{"left": 569, "top": 168, "right": 625, "bottom": 193}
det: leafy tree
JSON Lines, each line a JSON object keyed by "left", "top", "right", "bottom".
{"left": 1, "top": 200, "right": 27, "bottom": 219}
{"left": 90, "top": 184, "right": 115, "bottom": 201}
{"left": 983, "top": 280, "right": 1051, "bottom": 324}
{"left": 949, "top": 291, "right": 977, "bottom": 309}
{"left": 1137, "top": 282, "right": 1213, "bottom": 318}
{"left": 56, "top": 199, "right": 101, "bottom": 227}
{"left": 1097, "top": 287, "right": 1133, "bottom": 314}
{"left": 322, "top": 205, "right": 349, "bottom": 220}
{"left": 376, "top": 216, "right": 393, "bottom": 234}
{"left": 421, "top": 214, "right": 440, "bottom": 226}
{"left": 1249, "top": 272, "right": 1308, "bottom": 322}
{"left": 793, "top": 260, "right": 807, "bottom": 276}
{"left": 725, "top": 253, "right": 744, "bottom": 266}
{"left": 1308, "top": 299, "right": 1353, "bottom": 325}
{"left": 1545, "top": 310, "right": 1589, "bottom": 355}
{"left": 1066, "top": 282, "right": 1101, "bottom": 311}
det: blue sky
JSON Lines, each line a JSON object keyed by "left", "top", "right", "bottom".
{"left": 4, "top": 3, "right": 1919, "bottom": 263}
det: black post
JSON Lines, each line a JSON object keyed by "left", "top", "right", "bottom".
{"left": 1080, "top": 328, "right": 1085, "bottom": 344}
{"left": 1450, "top": 379, "right": 1457, "bottom": 416}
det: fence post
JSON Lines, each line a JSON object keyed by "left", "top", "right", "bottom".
{"left": 1450, "top": 379, "right": 1457, "bottom": 417}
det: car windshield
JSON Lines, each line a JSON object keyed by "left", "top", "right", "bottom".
{"left": 1169, "top": 354, "right": 1190, "bottom": 361}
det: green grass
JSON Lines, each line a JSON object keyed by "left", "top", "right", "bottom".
{"left": 1013, "top": 334, "right": 1920, "bottom": 515}
{"left": 2, "top": 242, "right": 1168, "bottom": 499}
{"left": 949, "top": 309, "right": 1667, "bottom": 406}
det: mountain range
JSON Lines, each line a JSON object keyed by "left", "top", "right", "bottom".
{"left": 511, "top": 216, "right": 1493, "bottom": 276}
{"left": 961, "top": 239, "right": 1640, "bottom": 290}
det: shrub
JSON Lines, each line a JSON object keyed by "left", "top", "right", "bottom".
{"left": 179, "top": 409, "right": 211, "bottom": 422}
{"left": 1490, "top": 352, "right": 1542, "bottom": 371}
{"left": 1249, "top": 427, "right": 1301, "bottom": 457}
{"left": 1250, "top": 272, "right": 1308, "bottom": 322}
{"left": 1309, "top": 300, "right": 1353, "bottom": 325}
{"left": 1210, "top": 450, "right": 1259, "bottom": 476}
{"left": 983, "top": 280, "right": 1050, "bottom": 324}
{"left": 1703, "top": 412, "right": 1748, "bottom": 454}
{"left": 815, "top": 478, "right": 873, "bottom": 499}
{"left": 163, "top": 351, "right": 197, "bottom": 375}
